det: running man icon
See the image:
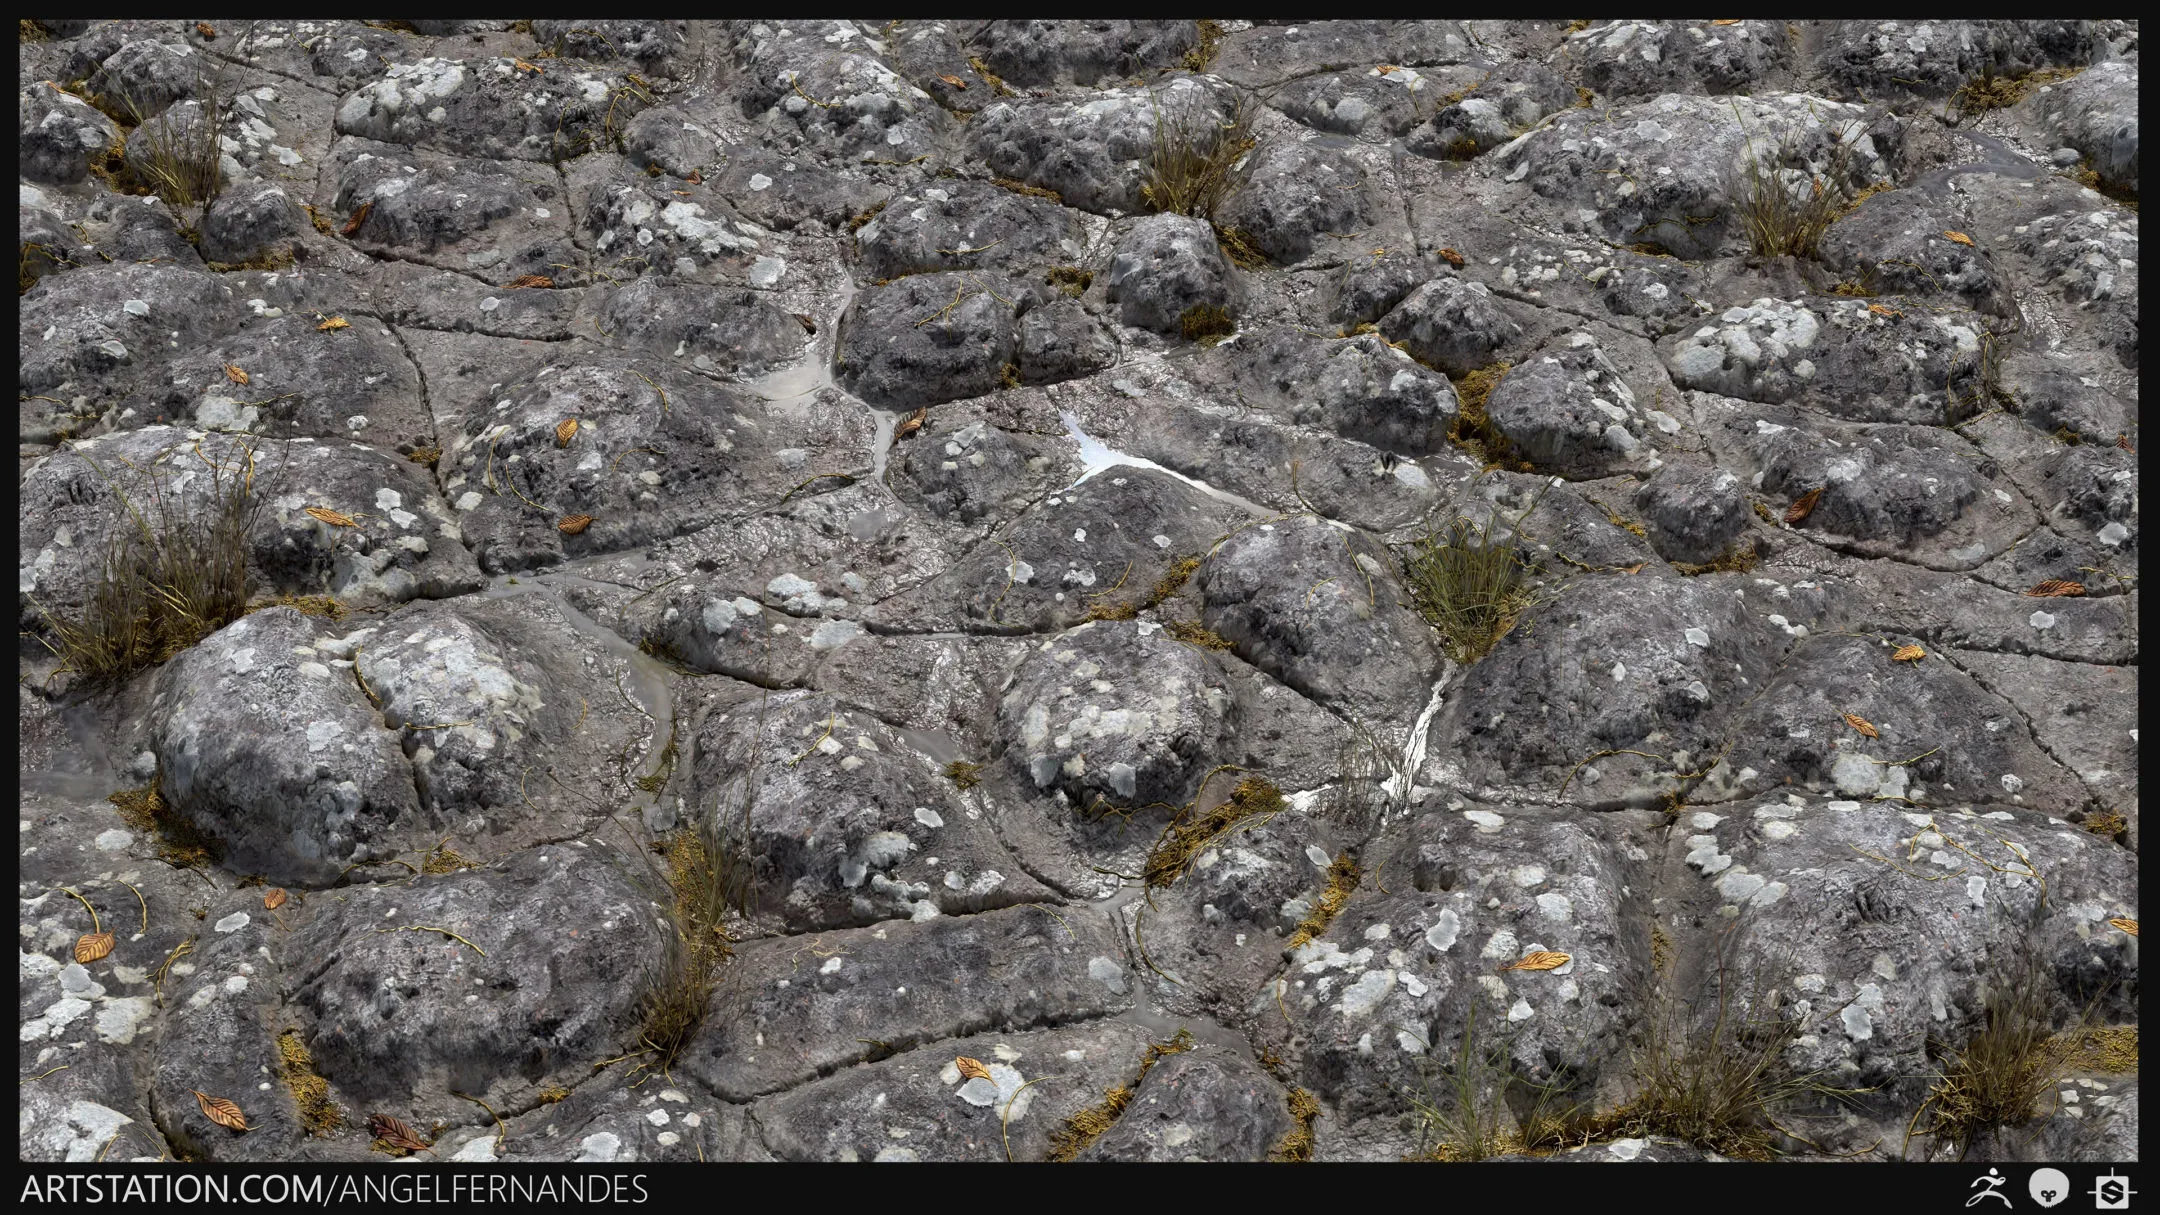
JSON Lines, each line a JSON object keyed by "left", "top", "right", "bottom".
{"left": 1968, "top": 1168, "right": 2013, "bottom": 1208}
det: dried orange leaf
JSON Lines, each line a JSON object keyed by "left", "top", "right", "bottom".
{"left": 1784, "top": 486, "right": 1822, "bottom": 525}
{"left": 939, "top": 73, "right": 968, "bottom": 89}
{"left": 369, "top": 1113, "right": 432, "bottom": 1153}
{"left": 305, "top": 506, "right": 358, "bottom": 528}
{"left": 195, "top": 1091, "right": 249, "bottom": 1131}
{"left": 1500, "top": 951, "right": 1571, "bottom": 972}
{"left": 505, "top": 273, "right": 555, "bottom": 289}
{"left": 264, "top": 888, "right": 288, "bottom": 911}
{"left": 954, "top": 1056, "right": 993, "bottom": 1082}
{"left": 1943, "top": 230, "right": 1974, "bottom": 246}
{"left": 197, "top": 22, "right": 217, "bottom": 38}
{"left": 2026, "top": 579, "right": 2086, "bottom": 598}
{"left": 513, "top": 57, "right": 543, "bottom": 74}
{"left": 1376, "top": 64, "right": 1402, "bottom": 75}
{"left": 1438, "top": 247, "right": 1465, "bottom": 268}
{"left": 894, "top": 406, "right": 927, "bottom": 441}
{"left": 75, "top": 932, "right": 115, "bottom": 964}
{"left": 558, "top": 514, "right": 594, "bottom": 536}
{"left": 1892, "top": 645, "right": 1926, "bottom": 663}
{"left": 2108, "top": 917, "right": 2138, "bottom": 937}
{"left": 686, "top": 170, "right": 702, "bottom": 185}
{"left": 1711, "top": 19, "right": 1742, "bottom": 25}
{"left": 1844, "top": 713, "right": 1879, "bottom": 739}
{"left": 1620, "top": 562, "right": 1645, "bottom": 575}
{"left": 224, "top": 364, "right": 250, "bottom": 385}
{"left": 341, "top": 202, "right": 371, "bottom": 237}
{"left": 2117, "top": 433, "right": 2134, "bottom": 452}
{"left": 318, "top": 316, "right": 350, "bottom": 332}
{"left": 556, "top": 418, "right": 580, "bottom": 447}
{"left": 1867, "top": 303, "right": 1903, "bottom": 318}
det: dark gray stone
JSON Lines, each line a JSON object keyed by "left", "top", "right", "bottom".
{"left": 1633, "top": 461, "right": 1749, "bottom": 566}
{"left": 1378, "top": 276, "right": 1520, "bottom": 377}
{"left": 1107, "top": 213, "right": 1238, "bottom": 335}
{"left": 18, "top": 84, "right": 121, "bottom": 183}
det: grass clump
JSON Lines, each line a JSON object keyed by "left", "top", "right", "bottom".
{"left": 2054, "top": 1025, "right": 2137, "bottom": 1074}
{"left": 1181, "top": 20, "right": 1226, "bottom": 73}
{"left": 1907, "top": 954, "right": 2096, "bottom": 1159}
{"left": 1285, "top": 853, "right": 1361, "bottom": 950}
{"left": 1405, "top": 1006, "right": 1595, "bottom": 1160}
{"left": 1144, "top": 775, "right": 1284, "bottom": 889}
{"left": 1954, "top": 63, "right": 2083, "bottom": 115}
{"left": 1398, "top": 491, "right": 1545, "bottom": 666}
{"left": 37, "top": 441, "right": 260, "bottom": 685}
{"left": 278, "top": 1029, "right": 342, "bottom": 1137}
{"left": 1085, "top": 554, "right": 1202, "bottom": 622}
{"left": 1045, "top": 265, "right": 1093, "bottom": 297}
{"left": 633, "top": 813, "right": 749, "bottom": 1073}
{"left": 1733, "top": 114, "right": 1867, "bottom": 261}
{"left": 991, "top": 176, "right": 1062, "bottom": 204}
{"left": 2081, "top": 810, "right": 2127, "bottom": 837}
{"left": 420, "top": 838, "right": 479, "bottom": 875}
{"left": 1048, "top": 1029, "right": 1195, "bottom": 1160}
{"left": 944, "top": 760, "right": 984, "bottom": 790}
{"left": 110, "top": 779, "right": 222, "bottom": 870}
{"left": 1179, "top": 303, "right": 1236, "bottom": 344}
{"left": 1140, "top": 93, "right": 1254, "bottom": 221}
{"left": 246, "top": 593, "right": 345, "bottom": 621}
{"left": 1448, "top": 361, "right": 1515, "bottom": 468}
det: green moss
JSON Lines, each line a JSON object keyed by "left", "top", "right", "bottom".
{"left": 1178, "top": 303, "right": 1236, "bottom": 343}
{"left": 279, "top": 1029, "right": 342, "bottom": 1137}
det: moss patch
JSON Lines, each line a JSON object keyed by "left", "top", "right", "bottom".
{"left": 944, "top": 760, "right": 984, "bottom": 790}
{"left": 1179, "top": 303, "right": 1236, "bottom": 344}
{"left": 1671, "top": 542, "right": 1761, "bottom": 577}
{"left": 110, "top": 781, "right": 221, "bottom": 870}
{"left": 1165, "top": 619, "right": 1233, "bottom": 650}
{"left": 1045, "top": 265, "right": 1093, "bottom": 297}
{"left": 2054, "top": 1025, "right": 2137, "bottom": 1074}
{"left": 1144, "top": 776, "right": 1284, "bottom": 889}
{"left": 1448, "top": 361, "right": 1515, "bottom": 468}
{"left": 1047, "top": 1029, "right": 1194, "bottom": 1160}
{"left": 246, "top": 593, "right": 346, "bottom": 621}
{"left": 1286, "top": 853, "right": 1361, "bottom": 949}
{"left": 1182, "top": 20, "right": 1227, "bottom": 73}
{"left": 279, "top": 1029, "right": 342, "bottom": 1136}
{"left": 2081, "top": 810, "right": 2127, "bottom": 837}
{"left": 1269, "top": 1087, "right": 1323, "bottom": 1161}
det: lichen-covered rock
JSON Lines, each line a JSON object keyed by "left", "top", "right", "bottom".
{"left": 1107, "top": 213, "right": 1238, "bottom": 335}
{"left": 1215, "top": 328, "right": 1460, "bottom": 455}
{"left": 1819, "top": 20, "right": 2097, "bottom": 98}
{"left": 597, "top": 277, "right": 807, "bottom": 379}
{"left": 18, "top": 261, "right": 241, "bottom": 395}
{"left": 1818, "top": 188, "right": 2016, "bottom": 318}
{"left": 1074, "top": 1044, "right": 1293, "bottom": 1161}
{"left": 852, "top": 178, "right": 1088, "bottom": 282}
{"left": 88, "top": 38, "right": 201, "bottom": 120}
{"left": 18, "top": 83, "right": 121, "bottom": 183}
{"left": 1633, "top": 460, "right": 1749, "bottom": 566}
{"left": 733, "top": 20, "right": 952, "bottom": 164}
{"left": 335, "top": 55, "right": 651, "bottom": 162}
{"left": 196, "top": 182, "right": 304, "bottom": 267}
{"left": 1408, "top": 61, "right": 1579, "bottom": 160}
{"left": 530, "top": 19, "right": 691, "bottom": 76}
{"left": 1557, "top": 20, "right": 1792, "bottom": 99}
{"left": 2024, "top": 59, "right": 2138, "bottom": 194}
{"left": 973, "top": 20, "right": 1199, "bottom": 89}
{"left": 1198, "top": 516, "right": 1443, "bottom": 740}
{"left": 890, "top": 416, "right": 1070, "bottom": 526}
{"left": 836, "top": 271, "right": 1023, "bottom": 409}
{"left": 330, "top": 139, "right": 574, "bottom": 281}
{"left": 1213, "top": 138, "right": 1370, "bottom": 263}
{"left": 968, "top": 76, "right": 1239, "bottom": 215}
{"left": 688, "top": 690, "right": 1048, "bottom": 931}
{"left": 995, "top": 620, "right": 1237, "bottom": 812}
{"left": 1378, "top": 276, "right": 1521, "bottom": 377}
{"left": 1485, "top": 331, "right": 1660, "bottom": 477}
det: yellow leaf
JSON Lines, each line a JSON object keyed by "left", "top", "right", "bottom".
{"left": 318, "top": 316, "right": 350, "bottom": 332}
{"left": 305, "top": 506, "right": 358, "bottom": 528}
{"left": 75, "top": 932, "right": 115, "bottom": 964}
{"left": 894, "top": 406, "right": 927, "bottom": 441}
{"left": 2108, "top": 917, "right": 2137, "bottom": 937}
{"left": 195, "top": 1091, "right": 249, "bottom": 1132}
{"left": 1376, "top": 64, "right": 1402, "bottom": 75}
{"left": 939, "top": 73, "right": 968, "bottom": 89}
{"left": 1844, "top": 713, "right": 1879, "bottom": 739}
{"left": 341, "top": 202, "right": 371, "bottom": 237}
{"left": 1868, "top": 303, "right": 1903, "bottom": 318}
{"left": 1500, "top": 951, "right": 1570, "bottom": 972}
{"left": 224, "top": 364, "right": 250, "bottom": 385}
{"left": 1438, "top": 247, "right": 1465, "bottom": 268}
{"left": 955, "top": 1056, "right": 993, "bottom": 1082}
{"left": 556, "top": 418, "right": 580, "bottom": 447}
{"left": 1943, "top": 230, "right": 1974, "bottom": 246}
{"left": 558, "top": 514, "right": 594, "bottom": 535}
{"left": 1711, "top": 19, "right": 1742, "bottom": 25}
{"left": 513, "top": 57, "right": 543, "bottom": 74}
{"left": 197, "top": 22, "right": 217, "bottom": 39}
{"left": 1892, "top": 645, "right": 1925, "bottom": 663}
{"left": 264, "top": 888, "right": 288, "bottom": 910}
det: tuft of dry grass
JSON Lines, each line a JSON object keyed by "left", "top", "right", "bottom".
{"left": 1182, "top": 20, "right": 1227, "bottom": 73}
{"left": 1140, "top": 93, "right": 1254, "bottom": 221}
{"left": 2080, "top": 810, "right": 2127, "bottom": 838}
{"left": 1907, "top": 953, "right": 2096, "bottom": 1159}
{"left": 1269, "top": 1087, "right": 1324, "bottom": 1161}
{"left": 1398, "top": 487, "right": 1547, "bottom": 666}
{"left": 1733, "top": 114, "right": 1866, "bottom": 261}
{"left": 1045, "top": 265, "right": 1093, "bottom": 297}
{"left": 944, "top": 760, "right": 984, "bottom": 790}
{"left": 38, "top": 440, "right": 260, "bottom": 685}
{"left": 279, "top": 1029, "right": 342, "bottom": 1137}
{"left": 1448, "top": 362, "right": 1515, "bottom": 467}
{"left": 1671, "top": 541, "right": 1761, "bottom": 577}
{"left": 1165, "top": 619, "right": 1233, "bottom": 649}
{"left": 1954, "top": 64, "right": 2083, "bottom": 115}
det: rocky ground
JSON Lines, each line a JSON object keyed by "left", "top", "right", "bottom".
{"left": 17, "top": 19, "right": 2139, "bottom": 1163}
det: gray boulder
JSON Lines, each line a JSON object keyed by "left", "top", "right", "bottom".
{"left": 733, "top": 21, "right": 952, "bottom": 165}
{"left": 2024, "top": 60, "right": 2138, "bottom": 194}
{"left": 89, "top": 38, "right": 201, "bottom": 120}
{"left": 852, "top": 178, "right": 1087, "bottom": 282}
{"left": 1107, "top": 213, "right": 1238, "bottom": 335}
{"left": 1213, "top": 138, "right": 1371, "bottom": 263}
{"left": 1633, "top": 461, "right": 1749, "bottom": 566}
{"left": 1558, "top": 20, "right": 1792, "bottom": 99}
{"left": 196, "top": 182, "right": 304, "bottom": 267}
{"left": 1819, "top": 189, "right": 2016, "bottom": 317}
{"left": 1484, "top": 332, "right": 1659, "bottom": 477}
{"left": 837, "top": 271, "right": 1023, "bottom": 409}
{"left": 335, "top": 54, "right": 650, "bottom": 162}
{"left": 1378, "top": 276, "right": 1521, "bottom": 377}
{"left": 1074, "top": 1044, "right": 1293, "bottom": 1161}
{"left": 18, "top": 84, "right": 120, "bottom": 183}
{"left": 973, "top": 20, "right": 1199, "bottom": 88}
{"left": 968, "top": 75, "right": 1239, "bottom": 215}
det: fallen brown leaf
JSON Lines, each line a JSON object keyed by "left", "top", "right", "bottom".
{"left": 894, "top": 406, "right": 927, "bottom": 441}
{"left": 1619, "top": 562, "right": 1645, "bottom": 574}
{"left": 305, "top": 506, "right": 358, "bottom": 528}
{"left": 197, "top": 22, "right": 217, "bottom": 39}
{"left": 1844, "top": 713, "right": 1879, "bottom": 739}
{"left": 2108, "top": 917, "right": 2137, "bottom": 937}
{"left": 504, "top": 274, "right": 554, "bottom": 289}
{"left": 2026, "top": 579, "right": 2086, "bottom": 598}
{"left": 368, "top": 1113, "right": 432, "bottom": 1153}
{"left": 195, "top": 1091, "right": 249, "bottom": 1132}
{"left": 264, "top": 888, "right": 288, "bottom": 911}
{"left": 1943, "top": 230, "right": 1974, "bottom": 246}
{"left": 1500, "top": 951, "right": 1570, "bottom": 972}
{"left": 1377, "top": 64, "right": 1402, "bottom": 74}
{"left": 1438, "top": 247, "right": 1465, "bottom": 268}
{"left": 954, "top": 1056, "right": 993, "bottom": 1082}
{"left": 793, "top": 313, "right": 818, "bottom": 334}
{"left": 1891, "top": 645, "right": 1926, "bottom": 663}
{"left": 2117, "top": 433, "right": 2135, "bottom": 452}
{"left": 939, "top": 73, "right": 968, "bottom": 89}
{"left": 224, "top": 364, "right": 250, "bottom": 385}
{"left": 686, "top": 169, "right": 702, "bottom": 185}
{"left": 1711, "top": 19, "right": 1742, "bottom": 25}
{"left": 1784, "top": 486, "right": 1822, "bottom": 525}
{"left": 513, "top": 57, "right": 543, "bottom": 74}
{"left": 75, "top": 932, "right": 115, "bottom": 964}
{"left": 318, "top": 316, "right": 350, "bottom": 332}
{"left": 558, "top": 514, "right": 594, "bottom": 536}
{"left": 1868, "top": 303, "right": 1903, "bottom": 318}
{"left": 341, "top": 202, "right": 372, "bottom": 237}
{"left": 556, "top": 418, "right": 580, "bottom": 447}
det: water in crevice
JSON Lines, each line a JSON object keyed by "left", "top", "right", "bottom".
{"left": 1057, "top": 409, "right": 1274, "bottom": 519}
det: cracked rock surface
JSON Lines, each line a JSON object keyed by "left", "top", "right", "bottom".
{"left": 18, "top": 19, "right": 2137, "bottom": 1164}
